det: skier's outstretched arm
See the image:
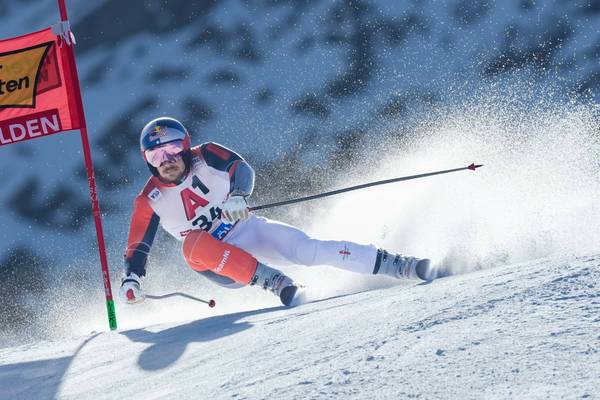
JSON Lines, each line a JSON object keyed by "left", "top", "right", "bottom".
{"left": 121, "top": 193, "right": 160, "bottom": 304}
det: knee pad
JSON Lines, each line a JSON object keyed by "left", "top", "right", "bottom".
{"left": 182, "top": 230, "right": 258, "bottom": 284}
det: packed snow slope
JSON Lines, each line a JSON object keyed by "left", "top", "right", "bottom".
{"left": 1, "top": 0, "right": 599, "bottom": 279}
{"left": 1, "top": 255, "right": 598, "bottom": 400}
{"left": 1, "top": 0, "right": 599, "bottom": 346}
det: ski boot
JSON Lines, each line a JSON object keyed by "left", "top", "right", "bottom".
{"left": 251, "top": 262, "right": 300, "bottom": 306}
{"left": 373, "top": 249, "right": 433, "bottom": 281}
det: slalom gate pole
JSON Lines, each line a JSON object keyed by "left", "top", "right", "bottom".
{"left": 249, "top": 163, "right": 483, "bottom": 211}
{"left": 58, "top": 0, "right": 117, "bottom": 330}
{"left": 146, "top": 293, "right": 216, "bottom": 308}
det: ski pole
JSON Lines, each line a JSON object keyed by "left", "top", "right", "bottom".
{"left": 249, "top": 163, "right": 483, "bottom": 211}
{"left": 146, "top": 292, "right": 216, "bottom": 308}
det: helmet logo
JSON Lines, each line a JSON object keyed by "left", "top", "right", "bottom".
{"left": 148, "top": 125, "right": 168, "bottom": 142}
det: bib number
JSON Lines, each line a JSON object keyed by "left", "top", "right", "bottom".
{"left": 191, "top": 205, "right": 222, "bottom": 231}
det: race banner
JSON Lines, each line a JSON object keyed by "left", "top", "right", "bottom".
{"left": 0, "top": 26, "right": 83, "bottom": 146}
{"left": 0, "top": 0, "right": 118, "bottom": 331}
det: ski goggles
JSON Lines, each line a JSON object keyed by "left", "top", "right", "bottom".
{"left": 145, "top": 140, "right": 185, "bottom": 167}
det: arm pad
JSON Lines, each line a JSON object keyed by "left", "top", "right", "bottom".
{"left": 229, "top": 160, "right": 255, "bottom": 198}
{"left": 199, "top": 142, "right": 255, "bottom": 198}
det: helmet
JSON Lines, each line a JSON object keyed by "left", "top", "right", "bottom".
{"left": 140, "top": 117, "right": 191, "bottom": 155}
{"left": 140, "top": 117, "right": 191, "bottom": 176}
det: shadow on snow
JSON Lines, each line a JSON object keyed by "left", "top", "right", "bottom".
{"left": 121, "top": 305, "right": 286, "bottom": 371}
{"left": 0, "top": 333, "right": 100, "bottom": 400}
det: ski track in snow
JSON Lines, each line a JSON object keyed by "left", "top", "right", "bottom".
{"left": 1, "top": 255, "right": 598, "bottom": 399}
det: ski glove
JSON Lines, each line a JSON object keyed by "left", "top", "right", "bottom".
{"left": 221, "top": 195, "right": 249, "bottom": 223}
{"left": 120, "top": 273, "right": 145, "bottom": 304}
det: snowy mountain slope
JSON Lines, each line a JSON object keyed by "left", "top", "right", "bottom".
{"left": 1, "top": 255, "right": 598, "bottom": 399}
{"left": 1, "top": 0, "right": 598, "bottom": 270}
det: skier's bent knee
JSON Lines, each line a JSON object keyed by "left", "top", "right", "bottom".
{"left": 182, "top": 230, "right": 258, "bottom": 284}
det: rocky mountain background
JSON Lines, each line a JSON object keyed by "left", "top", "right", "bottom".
{"left": 0, "top": 0, "right": 598, "bottom": 341}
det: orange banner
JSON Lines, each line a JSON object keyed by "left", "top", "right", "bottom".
{"left": 0, "top": 27, "right": 81, "bottom": 146}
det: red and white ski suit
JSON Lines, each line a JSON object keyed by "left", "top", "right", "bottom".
{"left": 124, "top": 142, "right": 377, "bottom": 287}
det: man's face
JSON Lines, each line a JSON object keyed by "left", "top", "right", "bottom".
{"left": 157, "top": 156, "right": 186, "bottom": 183}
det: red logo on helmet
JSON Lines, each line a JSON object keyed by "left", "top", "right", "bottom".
{"left": 148, "top": 125, "right": 168, "bottom": 142}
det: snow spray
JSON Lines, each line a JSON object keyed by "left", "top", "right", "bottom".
{"left": 304, "top": 79, "right": 599, "bottom": 296}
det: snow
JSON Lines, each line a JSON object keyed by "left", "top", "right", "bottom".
{"left": 1, "top": 2, "right": 599, "bottom": 398}
{"left": 1, "top": 255, "right": 598, "bottom": 399}
{"left": 1, "top": 70, "right": 599, "bottom": 399}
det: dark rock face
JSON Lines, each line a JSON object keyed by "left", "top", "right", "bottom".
{"left": 453, "top": 0, "right": 492, "bottom": 27}
{"left": 292, "top": 94, "right": 330, "bottom": 118}
{"left": 484, "top": 17, "right": 573, "bottom": 76}
{"left": 7, "top": 178, "right": 91, "bottom": 231}
{"left": 72, "top": 0, "right": 220, "bottom": 54}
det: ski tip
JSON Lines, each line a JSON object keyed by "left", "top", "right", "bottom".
{"left": 415, "top": 259, "right": 432, "bottom": 281}
{"left": 468, "top": 163, "right": 483, "bottom": 171}
{"left": 280, "top": 284, "right": 307, "bottom": 307}
{"left": 280, "top": 285, "right": 299, "bottom": 307}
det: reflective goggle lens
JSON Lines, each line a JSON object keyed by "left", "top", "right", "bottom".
{"left": 145, "top": 141, "right": 184, "bottom": 167}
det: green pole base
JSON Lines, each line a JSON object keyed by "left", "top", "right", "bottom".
{"left": 106, "top": 299, "right": 117, "bottom": 330}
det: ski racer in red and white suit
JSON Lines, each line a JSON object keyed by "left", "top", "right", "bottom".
{"left": 121, "top": 117, "right": 431, "bottom": 306}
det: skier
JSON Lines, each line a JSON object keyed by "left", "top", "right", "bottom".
{"left": 120, "top": 117, "right": 432, "bottom": 306}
